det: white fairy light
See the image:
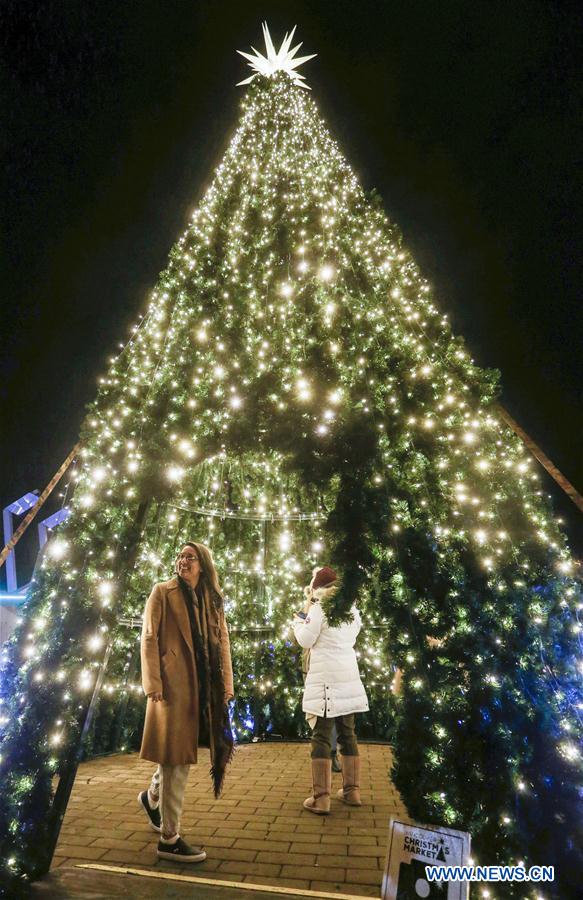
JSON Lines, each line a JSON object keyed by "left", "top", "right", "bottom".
{"left": 98, "top": 581, "right": 114, "bottom": 606}
{"left": 560, "top": 742, "right": 580, "bottom": 762}
{"left": 88, "top": 634, "right": 104, "bottom": 653}
{"left": 48, "top": 538, "right": 68, "bottom": 560}
{"left": 178, "top": 439, "right": 196, "bottom": 459}
{"left": 78, "top": 670, "right": 93, "bottom": 691}
{"left": 319, "top": 264, "right": 335, "bottom": 282}
{"left": 296, "top": 377, "right": 311, "bottom": 401}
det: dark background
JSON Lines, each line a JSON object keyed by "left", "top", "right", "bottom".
{"left": 1, "top": 0, "right": 582, "bottom": 588}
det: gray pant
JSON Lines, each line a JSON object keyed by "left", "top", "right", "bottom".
{"left": 311, "top": 714, "right": 358, "bottom": 759}
{"left": 148, "top": 764, "right": 190, "bottom": 839}
{"left": 331, "top": 721, "right": 338, "bottom": 753}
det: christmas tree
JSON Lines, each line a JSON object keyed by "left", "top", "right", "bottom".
{"left": 1, "top": 25, "right": 581, "bottom": 896}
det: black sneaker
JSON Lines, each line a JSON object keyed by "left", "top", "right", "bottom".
{"left": 157, "top": 836, "right": 207, "bottom": 863}
{"left": 137, "top": 790, "right": 161, "bottom": 832}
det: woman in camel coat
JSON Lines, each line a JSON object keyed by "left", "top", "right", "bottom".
{"left": 138, "top": 542, "right": 234, "bottom": 863}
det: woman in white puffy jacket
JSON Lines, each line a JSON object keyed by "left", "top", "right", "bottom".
{"left": 292, "top": 566, "right": 369, "bottom": 815}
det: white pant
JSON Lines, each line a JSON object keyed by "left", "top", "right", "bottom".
{"left": 148, "top": 764, "right": 190, "bottom": 839}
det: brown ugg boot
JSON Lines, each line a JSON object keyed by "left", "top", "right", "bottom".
{"left": 303, "top": 758, "right": 332, "bottom": 815}
{"left": 337, "top": 755, "right": 362, "bottom": 806}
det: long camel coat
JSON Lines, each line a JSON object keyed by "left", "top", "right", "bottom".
{"left": 139, "top": 577, "right": 234, "bottom": 766}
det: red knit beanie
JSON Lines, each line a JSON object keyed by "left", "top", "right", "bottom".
{"left": 311, "top": 566, "right": 337, "bottom": 591}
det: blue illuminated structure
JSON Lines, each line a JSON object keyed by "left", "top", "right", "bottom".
{"left": 0, "top": 493, "right": 70, "bottom": 642}
{"left": 38, "top": 508, "right": 69, "bottom": 549}
{"left": 2, "top": 491, "right": 38, "bottom": 593}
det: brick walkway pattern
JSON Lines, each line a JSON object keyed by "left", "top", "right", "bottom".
{"left": 54, "top": 743, "right": 409, "bottom": 897}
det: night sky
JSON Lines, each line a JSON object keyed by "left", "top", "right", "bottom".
{"left": 2, "top": 0, "right": 582, "bottom": 584}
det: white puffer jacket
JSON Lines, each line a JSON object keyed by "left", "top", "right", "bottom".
{"left": 292, "top": 600, "right": 369, "bottom": 718}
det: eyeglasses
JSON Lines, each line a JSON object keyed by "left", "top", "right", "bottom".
{"left": 176, "top": 553, "right": 200, "bottom": 562}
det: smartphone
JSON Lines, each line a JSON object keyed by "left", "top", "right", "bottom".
{"left": 295, "top": 611, "right": 307, "bottom": 619}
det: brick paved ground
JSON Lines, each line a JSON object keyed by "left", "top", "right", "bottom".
{"left": 54, "top": 743, "right": 409, "bottom": 897}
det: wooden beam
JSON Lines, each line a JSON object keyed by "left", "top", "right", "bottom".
{"left": 0, "top": 443, "right": 81, "bottom": 571}
{"left": 496, "top": 404, "right": 583, "bottom": 514}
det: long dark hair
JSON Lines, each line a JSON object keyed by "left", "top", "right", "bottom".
{"left": 181, "top": 541, "right": 223, "bottom": 601}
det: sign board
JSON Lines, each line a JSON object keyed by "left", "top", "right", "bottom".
{"left": 382, "top": 817, "right": 471, "bottom": 900}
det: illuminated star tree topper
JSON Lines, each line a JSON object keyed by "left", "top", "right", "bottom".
{"left": 237, "top": 22, "right": 316, "bottom": 89}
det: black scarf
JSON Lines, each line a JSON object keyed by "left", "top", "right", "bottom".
{"left": 177, "top": 576, "right": 234, "bottom": 797}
